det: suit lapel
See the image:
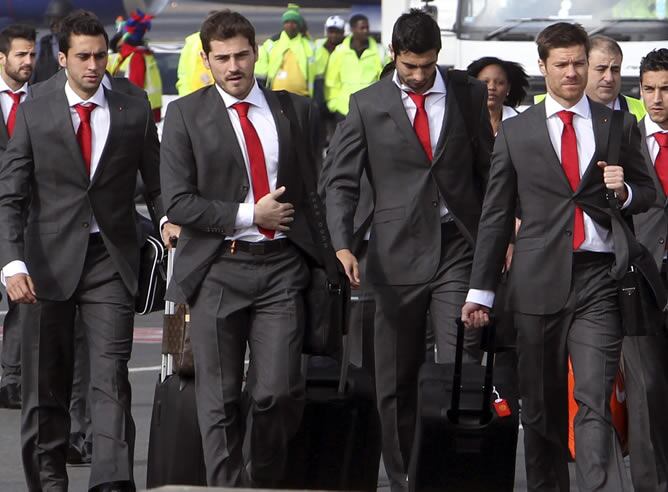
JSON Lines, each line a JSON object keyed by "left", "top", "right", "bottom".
{"left": 576, "top": 100, "right": 610, "bottom": 194}
{"left": 431, "top": 68, "right": 452, "bottom": 164}
{"left": 204, "top": 86, "right": 247, "bottom": 176}
{"left": 640, "top": 118, "right": 668, "bottom": 206}
{"left": 49, "top": 89, "right": 89, "bottom": 184}
{"left": 382, "top": 77, "right": 427, "bottom": 162}
{"left": 262, "top": 88, "right": 292, "bottom": 187}
{"left": 90, "top": 89, "right": 125, "bottom": 185}
{"left": 531, "top": 101, "right": 573, "bottom": 190}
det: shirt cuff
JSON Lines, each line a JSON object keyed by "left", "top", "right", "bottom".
{"left": 466, "top": 289, "right": 495, "bottom": 309}
{"left": 1, "top": 260, "right": 29, "bottom": 287}
{"left": 235, "top": 203, "right": 254, "bottom": 229}
{"left": 159, "top": 216, "right": 169, "bottom": 230}
{"left": 620, "top": 183, "right": 632, "bottom": 210}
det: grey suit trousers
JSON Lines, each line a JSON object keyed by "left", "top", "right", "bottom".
{"left": 372, "top": 222, "right": 481, "bottom": 492}
{"left": 1, "top": 301, "right": 22, "bottom": 386}
{"left": 515, "top": 253, "right": 629, "bottom": 492}
{"left": 69, "top": 315, "right": 91, "bottom": 441}
{"left": 623, "top": 331, "right": 668, "bottom": 492}
{"left": 21, "top": 236, "right": 136, "bottom": 492}
{"left": 188, "top": 243, "right": 309, "bottom": 488}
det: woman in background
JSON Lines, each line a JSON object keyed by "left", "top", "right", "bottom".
{"left": 467, "top": 56, "right": 528, "bottom": 135}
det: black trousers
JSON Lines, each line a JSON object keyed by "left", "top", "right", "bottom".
{"left": 21, "top": 237, "right": 136, "bottom": 491}
{"left": 516, "top": 253, "right": 629, "bottom": 491}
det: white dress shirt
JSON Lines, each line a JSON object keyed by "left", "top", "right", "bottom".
{"left": 215, "top": 80, "right": 284, "bottom": 242}
{"left": 643, "top": 115, "right": 667, "bottom": 165}
{"left": 466, "top": 93, "right": 632, "bottom": 308}
{"left": 0, "top": 77, "right": 28, "bottom": 125}
{"left": 2, "top": 82, "right": 110, "bottom": 282}
{"left": 502, "top": 105, "right": 519, "bottom": 121}
{"left": 392, "top": 69, "right": 450, "bottom": 219}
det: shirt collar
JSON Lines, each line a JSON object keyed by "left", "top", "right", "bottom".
{"left": 102, "top": 73, "right": 112, "bottom": 90}
{"left": 544, "top": 93, "right": 590, "bottom": 121}
{"left": 392, "top": 68, "right": 446, "bottom": 96}
{"left": 216, "top": 79, "right": 267, "bottom": 111}
{"left": 0, "top": 75, "right": 28, "bottom": 95}
{"left": 643, "top": 115, "right": 668, "bottom": 137}
{"left": 64, "top": 80, "right": 107, "bottom": 109}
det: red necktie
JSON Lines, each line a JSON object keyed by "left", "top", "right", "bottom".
{"left": 557, "top": 110, "right": 585, "bottom": 250}
{"left": 5, "top": 91, "right": 22, "bottom": 137}
{"left": 74, "top": 103, "right": 96, "bottom": 176}
{"left": 407, "top": 92, "right": 433, "bottom": 161}
{"left": 232, "top": 102, "right": 274, "bottom": 239}
{"left": 654, "top": 132, "right": 668, "bottom": 195}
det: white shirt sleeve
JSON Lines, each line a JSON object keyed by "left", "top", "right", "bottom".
{"left": 159, "top": 216, "right": 169, "bottom": 230}
{"left": 465, "top": 289, "right": 495, "bottom": 309}
{"left": 1, "top": 260, "right": 29, "bottom": 286}
{"left": 620, "top": 183, "right": 632, "bottom": 210}
{"left": 235, "top": 203, "right": 255, "bottom": 229}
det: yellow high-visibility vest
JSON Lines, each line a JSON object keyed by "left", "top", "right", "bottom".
{"left": 176, "top": 32, "right": 213, "bottom": 96}
{"left": 255, "top": 31, "right": 316, "bottom": 96}
{"left": 108, "top": 50, "right": 162, "bottom": 111}
{"left": 325, "top": 35, "right": 387, "bottom": 115}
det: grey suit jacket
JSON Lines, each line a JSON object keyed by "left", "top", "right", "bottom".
{"left": 160, "top": 85, "right": 321, "bottom": 303}
{"left": 29, "top": 69, "right": 147, "bottom": 101}
{"left": 633, "top": 119, "right": 667, "bottom": 269}
{"left": 319, "top": 119, "right": 374, "bottom": 256}
{"left": 0, "top": 87, "right": 163, "bottom": 300}
{"left": 470, "top": 100, "right": 656, "bottom": 315}
{"left": 324, "top": 69, "right": 494, "bottom": 286}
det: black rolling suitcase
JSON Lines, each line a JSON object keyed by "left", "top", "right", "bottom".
{"left": 145, "top": 247, "right": 207, "bottom": 487}
{"left": 408, "top": 319, "right": 519, "bottom": 492}
{"left": 282, "top": 334, "right": 382, "bottom": 491}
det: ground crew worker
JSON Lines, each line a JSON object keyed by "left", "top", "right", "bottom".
{"left": 325, "top": 14, "right": 387, "bottom": 119}
{"left": 107, "top": 9, "right": 163, "bottom": 121}
{"left": 255, "top": 6, "right": 316, "bottom": 97}
{"left": 314, "top": 15, "right": 345, "bottom": 144}
{"left": 534, "top": 35, "right": 645, "bottom": 121}
{"left": 176, "top": 30, "right": 213, "bottom": 96}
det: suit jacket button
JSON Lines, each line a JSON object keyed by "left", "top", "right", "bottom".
{"left": 432, "top": 201, "right": 438, "bottom": 207}
{"left": 565, "top": 230, "right": 572, "bottom": 237}
{"left": 82, "top": 222, "right": 89, "bottom": 228}
{"left": 660, "top": 238, "right": 665, "bottom": 245}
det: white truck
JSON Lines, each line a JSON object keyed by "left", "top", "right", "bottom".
{"left": 381, "top": 0, "right": 668, "bottom": 100}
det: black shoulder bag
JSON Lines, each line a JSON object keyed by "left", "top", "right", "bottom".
{"left": 276, "top": 92, "right": 351, "bottom": 355}
{"left": 607, "top": 110, "right": 668, "bottom": 336}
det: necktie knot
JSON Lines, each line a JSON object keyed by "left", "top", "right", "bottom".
{"left": 74, "top": 103, "right": 96, "bottom": 124}
{"left": 5, "top": 91, "right": 21, "bottom": 105}
{"left": 232, "top": 101, "right": 251, "bottom": 118}
{"left": 655, "top": 132, "right": 668, "bottom": 149}
{"left": 557, "top": 110, "right": 575, "bottom": 126}
{"left": 407, "top": 92, "right": 427, "bottom": 110}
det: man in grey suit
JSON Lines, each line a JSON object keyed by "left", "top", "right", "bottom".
{"left": 0, "top": 24, "right": 36, "bottom": 410}
{"left": 27, "top": 43, "right": 166, "bottom": 467}
{"left": 0, "top": 11, "right": 172, "bottom": 492}
{"left": 627, "top": 48, "right": 668, "bottom": 492}
{"left": 462, "top": 23, "right": 655, "bottom": 491}
{"left": 160, "top": 11, "right": 321, "bottom": 488}
{"left": 324, "top": 10, "right": 493, "bottom": 491}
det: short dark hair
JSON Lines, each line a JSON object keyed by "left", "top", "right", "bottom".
{"left": 391, "top": 9, "right": 441, "bottom": 55}
{"left": 467, "top": 56, "right": 529, "bottom": 108}
{"left": 536, "top": 22, "right": 590, "bottom": 62}
{"left": 200, "top": 10, "right": 256, "bottom": 55}
{"left": 0, "top": 24, "right": 36, "bottom": 55}
{"left": 589, "top": 35, "right": 622, "bottom": 59}
{"left": 349, "top": 14, "right": 368, "bottom": 29}
{"left": 640, "top": 48, "right": 668, "bottom": 81}
{"left": 58, "top": 10, "right": 108, "bottom": 54}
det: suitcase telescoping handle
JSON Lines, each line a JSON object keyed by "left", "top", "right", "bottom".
{"left": 161, "top": 239, "right": 177, "bottom": 383}
{"left": 450, "top": 318, "right": 496, "bottom": 425}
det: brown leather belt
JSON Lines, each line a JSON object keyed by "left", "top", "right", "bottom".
{"left": 226, "top": 238, "right": 290, "bottom": 255}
